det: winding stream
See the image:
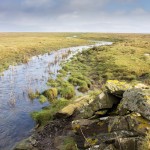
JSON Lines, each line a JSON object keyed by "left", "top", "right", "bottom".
{"left": 0, "top": 41, "right": 112, "bottom": 150}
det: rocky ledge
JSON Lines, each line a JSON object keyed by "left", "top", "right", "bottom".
{"left": 14, "top": 80, "right": 150, "bottom": 150}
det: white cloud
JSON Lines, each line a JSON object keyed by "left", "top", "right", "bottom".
{"left": 115, "top": 0, "right": 136, "bottom": 3}
{"left": 132, "top": 8, "right": 147, "bottom": 15}
{"left": 0, "top": 0, "right": 149, "bottom": 33}
{"left": 23, "top": 0, "right": 53, "bottom": 7}
{"left": 69, "top": 0, "right": 110, "bottom": 10}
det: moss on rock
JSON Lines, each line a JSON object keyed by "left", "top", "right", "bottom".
{"left": 106, "top": 80, "right": 132, "bottom": 97}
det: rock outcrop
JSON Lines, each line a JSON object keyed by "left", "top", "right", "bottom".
{"left": 72, "top": 113, "right": 150, "bottom": 149}
{"left": 55, "top": 95, "right": 90, "bottom": 118}
{"left": 14, "top": 80, "right": 150, "bottom": 150}
{"left": 55, "top": 92, "right": 120, "bottom": 119}
{"left": 106, "top": 80, "right": 132, "bottom": 97}
{"left": 118, "top": 87, "right": 150, "bottom": 120}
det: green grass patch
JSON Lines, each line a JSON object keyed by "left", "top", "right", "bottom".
{"left": 28, "top": 90, "right": 40, "bottom": 100}
{"left": 31, "top": 98, "right": 69, "bottom": 126}
{"left": 39, "top": 95, "right": 47, "bottom": 104}
{"left": 47, "top": 79, "right": 59, "bottom": 87}
{"left": 43, "top": 88, "right": 58, "bottom": 102}
{"left": 59, "top": 82, "right": 75, "bottom": 99}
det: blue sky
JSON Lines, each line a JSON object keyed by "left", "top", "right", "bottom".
{"left": 0, "top": 0, "right": 150, "bottom": 32}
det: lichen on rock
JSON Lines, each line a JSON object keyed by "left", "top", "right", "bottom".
{"left": 118, "top": 87, "right": 150, "bottom": 120}
{"left": 106, "top": 80, "right": 132, "bottom": 97}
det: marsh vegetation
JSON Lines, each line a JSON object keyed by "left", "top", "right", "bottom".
{"left": 0, "top": 33, "right": 150, "bottom": 149}
{"left": 0, "top": 32, "right": 91, "bottom": 72}
{"left": 30, "top": 33, "right": 150, "bottom": 128}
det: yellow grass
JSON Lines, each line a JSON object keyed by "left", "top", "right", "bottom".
{"left": 0, "top": 32, "right": 150, "bottom": 75}
{"left": 0, "top": 32, "right": 91, "bottom": 72}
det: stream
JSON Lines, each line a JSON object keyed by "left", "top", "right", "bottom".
{"left": 0, "top": 41, "right": 112, "bottom": 150}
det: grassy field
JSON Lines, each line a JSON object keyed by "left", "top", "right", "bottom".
{"left": 0, "top": 32, "right": 91, "bottom": 72}
{"left": 52, "top": 33, "right": 150, "bottom": 87}
{"left": 0, "top": 33, "right": 149, "bottom": 76}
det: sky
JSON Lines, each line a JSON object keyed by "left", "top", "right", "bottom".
{"left": 0, "top": 0, "right": 150, "bottom": 33}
